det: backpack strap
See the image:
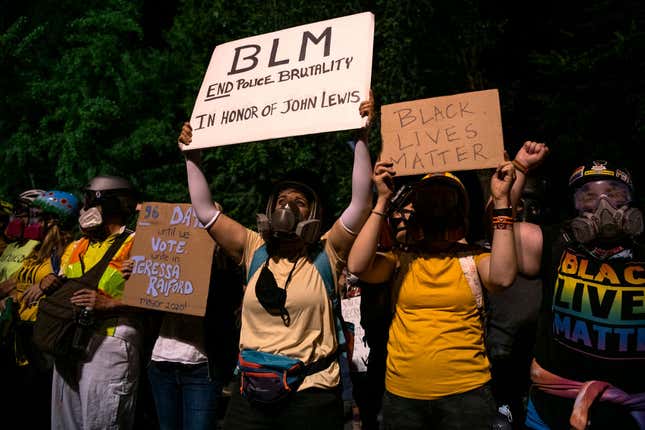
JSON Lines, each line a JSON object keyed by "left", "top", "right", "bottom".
{"left": 247, "top": 244, "right": 269, "bottom": 284}
{"left": 312, "top": 250, "right": 346, "bottom": 349}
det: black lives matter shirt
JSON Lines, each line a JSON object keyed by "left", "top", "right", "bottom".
{"left": 535, "top": 225, "right": 645, "bottom": 394}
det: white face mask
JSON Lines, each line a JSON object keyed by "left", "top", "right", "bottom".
{"left": 78, "top": 207, "right": 103, "bottom": 230}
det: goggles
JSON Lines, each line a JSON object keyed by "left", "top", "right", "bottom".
{"left": 573, "top": 179, "right": 632, "bottom": 212}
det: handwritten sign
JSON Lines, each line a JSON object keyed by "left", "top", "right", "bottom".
{"left": 185, "top": 11, "right": 374, "bottom": 150}
{"left": 380, "top": 89, "right": 504, "bottom": 176}
{"left": 122, "top": 203, "right": 215, "bottom": 316}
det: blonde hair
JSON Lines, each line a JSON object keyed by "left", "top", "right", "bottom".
{"left": 26, "top": 222, "right": 74, "bottom": 265}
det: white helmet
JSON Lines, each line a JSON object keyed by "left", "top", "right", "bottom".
{"left": 19, "top": 189, "right": 46, "bottom": 205}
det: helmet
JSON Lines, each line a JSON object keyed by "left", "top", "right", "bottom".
{"left": 83, "top": 175, "right": 137, "bottom": 218}
{"left": 32, "top": 191, "right": 80, "bottom": 223}
{"left": 568, "top": 160, "right": 634, "bottom": 191}
{"left": 18, "top": 189, "right": 46, "bottom": 206}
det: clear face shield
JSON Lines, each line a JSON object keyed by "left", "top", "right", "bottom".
{"left": 570, "top": 179, "right": 643, "bottom": 243}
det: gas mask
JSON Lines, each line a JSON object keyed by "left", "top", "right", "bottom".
{"left": 570, "top": 197, "right": 644, "bottom": 243}
{"left": 78, "top": 206, "right": 103, "bottom": 230}
{"left": 257, "top": 194, "right": 320, "bottom": 244}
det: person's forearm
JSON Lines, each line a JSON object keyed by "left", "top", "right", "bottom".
{"left": 340, "top": 139, "right": 372, "bottom": 234}
{"left": 348, "top": 195, "right": 388, "bottom": 275}
{"left": 185, "top": 156, "right": 220, "bottom": 227}
{"left": 488, "top": 197, "right": 518, "bottom": 290}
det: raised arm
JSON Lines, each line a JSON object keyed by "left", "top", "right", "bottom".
{"left": 347, "top": 161, "right": 396, "bottom": 283}
{"left": 328, "top": 91, "right": 375, "bottom": 257}
{"left": 510, "top": 140, "right": 549, "bottom": 207}
{"left": 478, "top": 161, "right": 518, "bottom": 292}
{"left": 510, "top": 140, "right": 549, "bottom": 277}
{"left": 179, "top": 122, "right": 246, "bottom": 264}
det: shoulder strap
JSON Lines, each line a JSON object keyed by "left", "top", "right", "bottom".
{"left": 312, "top": 249, "right": 346, "bottom": 348}
{"left": 247, "top": 244, "right": 269, "bottom": 284}
{"left": 313, "top": 250, "right": 334, "bottom": 301}
{"left": 458, "top": 254, "right": 484, "bottom": 310}
{"left": 78, "top": 230, "right": 132, "bottom": 288}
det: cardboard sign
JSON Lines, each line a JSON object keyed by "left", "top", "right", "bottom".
{"left": 380, "top": 89, "right": 504, "bottom": 176}
{"left": 122, "top": 202, "right": 214, "bottom": 316}
{"left": 186, "top": 11, "right": 374, "bottom": 150}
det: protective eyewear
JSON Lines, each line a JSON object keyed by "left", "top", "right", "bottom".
{"left": 574, "top": 180, "right": 632, "bottom": 212}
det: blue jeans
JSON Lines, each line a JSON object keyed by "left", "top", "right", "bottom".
{"left": 382, "top": 384, "right": 496, "bottom": 430}
{"left": 147, "top": 361, "right": 223, "bottom": 430}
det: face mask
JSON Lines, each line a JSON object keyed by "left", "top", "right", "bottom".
{"left": 570, "top": 198, "right": 644, "bottom": 243}
{"left": 79, "top": 207, "right": 103, "bottom": 230}
{"left": 23, "top": 221, "right": 44, "bottom": 241}
{"left": 254, "top": 259, "right": 298, "bottom": 326}
{"left": 4, "top": 217, "right": 25, "bottom": 241}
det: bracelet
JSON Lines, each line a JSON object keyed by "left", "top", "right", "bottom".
{"left": 491, "top": 215, "right": 514, "bottom": 231}
{"left": 371, "top": 209, "right": 386, "bottom": 217}
{"left": 203, "top": 210, "right": 221, "bottom": 230}
{"left": 492, "top": 207, "right": 513, "bottom": 218}
{"left": 512, "top": 159, "right": 529, "bottom": 175}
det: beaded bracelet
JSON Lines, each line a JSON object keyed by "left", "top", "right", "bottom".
{"left": 492, "top": 215, "right": 514, "bottom": 230}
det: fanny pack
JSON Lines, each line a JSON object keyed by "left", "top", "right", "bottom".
{"left": 237, "top": 349, "right": 335, "bottom": 407}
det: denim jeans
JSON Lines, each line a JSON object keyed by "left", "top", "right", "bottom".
{"left": 382, "top": 384, "right": 496, "bottom": 430}
{"left": 148, "top": 361, "right": 223, "bottom": 430}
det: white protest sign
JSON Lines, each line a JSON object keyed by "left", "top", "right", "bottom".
{"left": 341, "top": 295, "right": 369, "bottom": 372}
{"left": 186, "top": 11, "right": 374, "bottom": 150}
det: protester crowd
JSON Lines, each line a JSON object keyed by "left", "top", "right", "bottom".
{"left": 1, "top": 87, "right": 644, "bottom": 430}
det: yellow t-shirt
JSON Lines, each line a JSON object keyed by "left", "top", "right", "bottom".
{"left": 0, "top": 240, "right": 40, "bottom": 282}
{"left": 14, "top": 258, "right": 52, "bottom": 322}
{"left": 385, "top": 249, "right": 491, "bottom": 399}
{"left": 240, "top": 229, "right": 343, "bottom": 391}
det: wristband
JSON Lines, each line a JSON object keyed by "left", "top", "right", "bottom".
{"left": 512, "top": 159, "right": 529, "bottom": 175}
{"left": 203, "top": 210, "right": 222, "bottom": 230}
{"left": 492, "top": 207, "right": 513, "bottom": 218}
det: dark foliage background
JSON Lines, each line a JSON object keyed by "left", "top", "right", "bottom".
{"left": 2, "top": 0, "right": 643, "bottom": 231}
